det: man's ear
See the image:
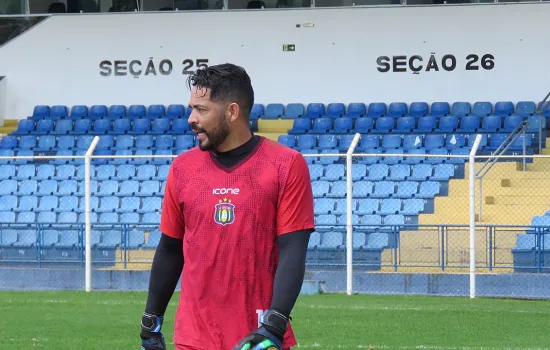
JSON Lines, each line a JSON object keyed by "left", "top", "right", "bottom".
{"left": 227, "top": 102, "right": 240, "bottom": 122}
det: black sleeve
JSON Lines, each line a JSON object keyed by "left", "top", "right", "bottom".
{"left": 144, "top": 233, "right": 184, "bottom": 316}
{"left": 269, "top": 229, "right": 312, "bottom": 319}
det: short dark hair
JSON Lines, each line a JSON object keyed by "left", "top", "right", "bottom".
{"left": 187, "top": 63, "right": 254, "bottom": 121}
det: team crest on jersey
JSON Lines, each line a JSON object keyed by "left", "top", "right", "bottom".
{"left": 214, "top": 198, "right": 235, "bottom": 226}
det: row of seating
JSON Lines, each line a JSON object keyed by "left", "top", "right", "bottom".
{"left": 0, "top": 195, "right": 161, "bottom": 213}
{"left": 314, "top": 198, "right": 435, "bottom": 215}
{"left": 12, "top": 118, "right": 195, "bottom": 136}
{"left": 3, "top": 134, "right": 197, "bottom": 151}
{"left": 29, "top": 101, "right": 548, "bottom": 121}
{"left": 315, "top": 199, "right": 426, "bottom": 216}
{"left": 0, "top": 164, "right": 170, "bottom": 181}
{"left": 314, "top": 181, "right": 441, "bottom": 199}
{"left": 279, "top": 133, "right": 529, "bottom": 151}
{"left": 0, "top": 180, "right": 166, "bottom": 197}
{"left": 287, "top": 115, "right": 543, "bottom": 135}
{"left": 0, "top": 211, "right": 160, "bottom": 225}
{"left": 309, "top": 163, "right": 457, "bottom": 181}
{"left": 309, "top": 231, "right": 389, "bottom": 251}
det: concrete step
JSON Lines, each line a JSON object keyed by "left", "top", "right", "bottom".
{"left": 258, "top": 119, "right": 293, "bottom": 133}
{"left": 486, "top": 195, "right": 550, "bottom": 206}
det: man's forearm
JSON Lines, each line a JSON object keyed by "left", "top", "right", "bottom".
{"left": 145, "top": 233, "right": 184, "bottom": 316}
{"left": 270, "top": 229, "right": 312, "bottom": 318}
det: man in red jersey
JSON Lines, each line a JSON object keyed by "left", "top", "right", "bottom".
{"left": 140, "top": 63, "right": 315, "bottom": 350}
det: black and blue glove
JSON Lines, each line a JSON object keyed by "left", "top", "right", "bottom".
{"left": 140, "top": 312, "right": 166, "bottom": 350}
{"left": 233, "top": 309, "right": 289, "bottom": 350}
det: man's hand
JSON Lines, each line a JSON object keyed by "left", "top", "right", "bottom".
{"left": 140, "top": 312, "right": 166, "bottom": 350}
{"left": 233, "top": 309, "right": 289, "bottom": 350}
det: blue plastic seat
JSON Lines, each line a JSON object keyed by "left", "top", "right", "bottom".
{"left": 359, "top": 215, "right": 383, "bottom": 231}
{"left": 288, "top": 118, "right": 311, "bottom": 134}
{"left": 140, "top": 181, "right": 160, "bottom": 196}
{"left": 121, "top": 212, "right": 140, "bottom": 224}
{"left": 90, "top": 119, "right": 110, "bottom": 134}
{"left": 480, "top": 115, "right": 501, "bottom": 132}
{"left": 409, "top": 102, "right": 429, "bottom": 117}
{"left": 451, "top": 102, "right": 471, "bottom": 117}
{"left": 396, "top": 117, "right": 415, "bottom": 132}
{"left": 0, "top": 165, "right": 15, "bottom": 180}
{"left": 136, "top": 165, "right": 156, "bottom": 181}
{"left": 472, "top": 102, "right": 492, "bottom": 117}
{"left": 357, "top": 199, "right": 379, "bottom": 215}
{"left": 35, "top": 135, "right": 56, "bottom": 152}
{"left": 382, "top": 148, "right": 404, "bottom": 165}
{"left": 424, "top": 135, "right": 445, "bottom": 149}
{"left": 312, "top": 181, "right": 330, "bottom": 198}
{"left": 403, "top": 135, "right": 422, "bottom": 150}
{"left": 430, "top": 102, "right": 450, "bottom": 116}
{"left": 166, "top": 104, "right": 185, "bottom": 118}
{"left": 494, "top": 101, "right": 514, "bottom": 116}
{"left": 37, "top": 196, "right": 57, "bottom": 212}
{"left": 409, "top": 164, "right": 433, "bottom": 181}
{"left": 346, "top": 103, "right": 366, "bottom": 118}
{"left": 488, "top": 134, "right": 507, "bottom": 150}
{"left": 367, "top": 103, "right": 387, "bottom": 118}
{"left": 57, "top": 196, "right": 78, "bottom": 213}
{"left": 0, "top": 211, "right": 16, "bottom": 223}
{"left": 71, "top": 119, "right": 91, "bottom": 134}
{"left": 57, "top": 180, "right": 77, "bottom": 196}
{"left": 140, "top": 197, "right": 161, "bottom": 213}
{"left": 318, "top": 231, "right": 343, "bottom": 253}
{"left": 155, "top": 135, "right": 173, "bottom": 149}
{"left": 381, "top": 135, "right": 402, "bottom": 149}
{"left": 98, "top": 180, "right": 118, "bottom": 196}
{"left": 417, "top": 181, "right": 441, "bottom": 198}
{"left": 312, "top": 118, "right": 332, "bottom": 133}
{"left": 135, "top": 135, "right": 154, "bottom": 150}
{"left": 277, "top": 135, "right": 295, "bottom": 148}
{"left": 95, "top": 136, "right": 114, "bottom": 151}
{"left": 0, "top": 136, "right": 16, "bottom": 149}
{"left": 314, "top": 198, "right": 334, "bottom": 215}
{"left": 13, "top": 120, "right": 35, "bottom": 135}
{"left": 432, "top": 164, "right": 455, "bottom": 181}
{"left": 354, "top": 117, "right": 374, "bottom": 133}
{"left": 49, "top": 105, "right": 68, "bottom": 120}
{"left": 33, "top": 105, "right": 50, "bottom": 118}
{"left": 147, "top": 105, "right": 166, "bottom": 118}
{"left": 448, "top": 148, "right": 469, "bottom": 164}
{"left": 114, "top": 135, "right": 134, "bottom": 150}
{"left": 321, "top": 164, "right": 345, "bottom": 181}
{"left": 394, "top": 181, "right": 418, "bottom": 198}
{"left": 415, "top": 116, "right": 437, "bottom": 132}
{"left": 387, "top": 164, "right": 410, "bottom": 181}
{"left": 388, "top": 102, "right": 407, "bottom": 118}
{"left": 379, "top": 199, "right": 401, "bottom": 215}
{"left": 358, "top": 135, "right": 380, "bottom": 150}
{"left": 37, "top": 180, "right": 57, "bottom": 196}
{"left": 96, "top": 196, "right": 119, "bottom": 213}
{"left": 365, "top": 164, "right": 389, "bottom": 181}
{"left": 249, "top": 104, "right": 264, "bottom": 120}
{"left": 351, "top": 163, "right": 367, "bottom": 181}
{"left": 151, "top": 118, "right": 171, "bottom": 134}
{"left": 502, "top": 115, "right": 523, "bottom": 132}
{"left": 366, "top": 232, "right": 389, "bottom": 249}
{"left": 36, "top": 164, "right": 55, "bottom": 180}
{"left": 333, "top": 118, "right": 353, "bottom": 134}
{"left": 308, "top": 164, "right": 323, "bottom": 181}
{"left": 36, "top": 120, "right": 54, "bottom": 134}
{"left": 373, "top": 117, "right": 394, "bottom": 133}
{"left": 457, "top": 115, "right": 480, "bottom": 133}
{"left": 326, "top": 103, "right": 345, "bottom": 118}
{"left": 169, "top": 119, "right": 191, "bottom": 135}
{"left": 284, "top": 103, "right": 305, "bottom": 119}
{"left": 38, "top": 213, "right": 57, "bottom": 225}
{"left": 12, "top": 229, "right": 36, "bottom": 246}
{"left": 52, "top": 120, "right": 73, "bottom": 135}
{"left": 15, "top": 195, "right": 37, "bottom": 212}
{"left": 337, "top": 135, "right": 354, "bottom": 151}
{"left": 514, "top": 101, "right": 535, "bottom": 117}
{"left": 57, "top": 211, "right": 77, "bottom": 223}
{"left": 296, "top": 135, "right": 317, "bottom": 150}
{"left": 54, "top": 136, "right": 74, "bottom": 151}
{"left": 175, "top": 135, "right": 194, "bottom": 150}
{"left": 425, "top": 148, "right": 448, "bottom": 164}
{"left": 112, "top": 119, "right": 131, "bottom": 134}
{"left": 2, "top": 181, "right": 21, "bottom": 197}
{"left": 264, "top": 104, "right": 284, "bottom": 119}
{"left": 157, "top": 165, "right": 170, "bottom": 180}
{"left": 326, "top": 181, "right": 346, "bottom": 198}
{"left": 372, "top": 181, "right": 395, "bottom": 198}
{"left": 510, "top": 134, "right": 532, "bottom": 150}
{"left": 130, "top": 119, "right": 150, "bottom": 134}
{"left": 318, "top": 135, "right": 337, "bottom": 149}
{"left": 133, "top": 150, "right": 153, "bottom": 165}
{"left": 115, "top": 164, "right": 136, "bottom": 180}
{"left": 437, "top": 116, "right": 459, "bottom": 132}
{"left": 315, "top": 214, "right": 336, "bottom": 232}
{"left": 402, "top": 199, "right": 424, "bottom": 215}
{"left": 118, "top": 180, "right": 139, "bottom": 196}
{"left": 353, "top": 181, "right": 374, "bottom": 198}
{"left": 76, "top": 135, "right": 94, "bottom": 150}
{"left": 125, "top": 105, "right": 145, "bottom": 119}
{"left": 96, "top": 164, "right": 115, "bottom": 180}
{"left": 446, "top": 134, "right": 466, "bottom": 149}
{"left": 306, "top": 103, "right": 326, "bottom": 118}
{"left": 352, "top": 231, "right": 366, "bottom": 247}
{"left": 89, "top": 105, "right": 108, "bottom": 119}
{"left": 19, "top": 136, "right": 37, "bottom": 149}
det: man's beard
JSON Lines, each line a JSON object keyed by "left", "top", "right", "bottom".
{"left": 193, "top": 116, "right": 231, "bottom": 151}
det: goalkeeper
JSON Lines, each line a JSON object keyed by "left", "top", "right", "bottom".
{"left": 140, "top": 63, "right": 314, "bottom": 350}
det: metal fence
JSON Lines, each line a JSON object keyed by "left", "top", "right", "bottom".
{"left": 2, "top": 134, "right": 550, "bottom": 298}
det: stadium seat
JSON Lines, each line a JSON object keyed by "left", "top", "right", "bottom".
{"left": 89, "top": 105, "right": 108, "bottom": 119}
{"left": 425, "top": 148, "right": 448, "bottom": 164}
{"left": 36, "top": 120, "right": 54, "bottom": 134}
{"left": 354, "top": 117, "right": 374, "bottom": 133}
{"left": 409, "top": 164, "right": 433, "bottom": 181}
{"left": 284, "top": 103, "right": 304, "bottom": 119}
{"left": 58, "top": 212, "right": 77, "bottom": 224}
{"left": 175, "top": 135, "right": 194, "bottom": 149}
{"left": 326, "top": 103, "right": 345, "bottom": 118}
{"left": 338, "top": 135, "right": 356, "bottom": 151}
{"left": 36, "top": 165, "right": 55, "bottom": 180}
{"left": 312, "top": 118, "right": 332, "bottom": 133}
{"left": 403, "top": 135, "right": 423, "bottom": 149}
{"left": 312, "top": 181, "right": 330, "bottom": 198}
{"left": 372, "top": 181, "right": 395, "bottom": 198}
{"left": 56, "top": 231, "right": 79, "bottom": 248}
{"left": 12, "top": 229, "right": 36, "bottom": 246}
{"left": 437, "top": 116, "right": 459, "bottom": 132}
{"left": 381, "top": 135, "right": 401, "bottom": 149}
{"left": 327, "top": 181, "right": 346, "bottom": 198}
{"left": 147, "top": 105, "right": 166, "bottom": 118}
{"left": 135, "top": 135, "right": 154, "bottom": 150}
{"left": 296, "top": 135, "right": 317, "bottom": 150}
{"left": 48, "top": 105, "right": 68, "bottom": 120}
{"left": 131, "top": 119, "right": 151, "bottom": 134}
{"left": 358, "top": 135, "right": 380, "bottom": 150}
{"left": 151, "top": 118, "right": 171, "bottom": 134}
{"left": 0, "top": 136, "right": 16, "bottom": 149}
{"left": 415, "top": 116, "right": 437, "bottom": 132}
{"left": 365, "top": 164, "right": 388, "bottom": 181}
{"left": 515, "top": 101, "right": 535, "bottom": 117}
{"left": 13, "top": 119, "right": 35, "bottom": 135}
{"left": 402, "top": 198, "right": 424, "bottom": 215}
{"left": 472, "top": 102, "right": 492, "bottom": 117}
{"left": 33, "top": 105, "right": 50, "bottom": 118}
{"left": 387, "top": 164, "right": 410, "bottom": 181}
{"left": 70, "top": 119, "right": 91, "bottom": 135}
{"left": 54, "top": 136, "right": 74, "bottom": 151}
{"left": 345, "top": 103, "right": 366, "bottom": 118}
{"left": 35, "top": 135, "right": 56, "bottom": 151}
{"left": 264, "top": 104, "right": 284, "bottom": 119}
{"left": 409, "top": 102, "right": 429, "bottom": 117}
{"left": 288, "top": 118, "right": 311, "bottom": 134}
{"left": 38, "top": 213, "right": 57, "bottom": 225}
{"left": 98, "top": 180, "right": 118, "bottom": 196}
{"left": 37, "top": 196, "right": 57, "bottom": 212}
{"left": 430, "top": 102, "right": 450, "bottom": 116}
{"left": 432, "top": 164, "right": 455, "bottom": 181}
{"left": 96, "top": 196, "right": 119, "bottom": 213}
{"left": 15, "top": 195, "right": 37, "bottom": 212}
{"left": 494, "top": 101, "right": 514, "bottom": 116}
{"left": 321, "top": 164, "right": 344, "bottom": 181}
{"left": 417, "top": 181, "right": 441, "bottom": 198}
{"left": 169, "top": 119, "right": 191, "bottom": 135}
{"left": 166, "top": 104, "right": 185, "bottom": 118}
{"left": 37, "top": 180, "right": 57, "bottom": 196}
{"left": 396, "top": 117, "right": 415, "bottom": 132}
{"left": 502, "top": 115, "right": 524, "bottom": 132}
{"left": 113, "top": 119, "right": 131, "bottom": 135}
{"left": 394, "top": 181, "right": 418, "bottom": 198}
{"left": 58, "top": 180, "right": 77, "bottom": 196}
{"left": 359, "top": 215, "right": 382, "bottom": 231}
{"left": 366, "top": 232, "right": 389, "bottom": 249}
{"left": 388, "top": 102, "right": 407, "bottom": 118}
{"left": 306, "top": 103, "right": 326, "bottom": 118}
{"left": 352, "top": 181, "right": 373, "bottom": 198}
{"left": 127, "top": 105, "right": 146, "bottom": 119}
{"left": 0, "top": 165, "right": 16, "bottom": 180}
{"left": 52, "top": 119, "right": 73, "bottom": 135}
{"left": 457, "top": 115, "right": 480, "bottom": 133}
{"left": 509, "top": 134, "right": 532, "bottom": 150}
{"left": 96, "top": 164, "right": 115, "bottom": 181}
{"left": 114, "top": 135, "right": 134, "bottom": 150}
{"left": 277, "top": 135, "right": 295, "bottom": 148}
{"left": 367, "top": 103, "right": 387, "bottom": 118}
{"left": 446, "top": 134, "right": 466, "bottom": 149}
{"left": 318, "top": 135, "right": 337, "bottom": 149}
{"left": 0, "top": 211, "right": 16, "bottom": 223}
{"left": 140, "top": 181, "right": 160, "bottom": 196}
{"left": 379, "top": 199, "right": 401, "bottom": 215}
{"left": 451, "top": 102, "right": 471, "bottom": 117}
{"left": 479, "top": 115, "right": 501, "bottom": 132}
{"left": 58, "top": 196, "right": 78, "bottom": 213}
{"left": 140, "top": 197, "right": 161, "bottom": 213}
{"left": 357, "top": 199, "right": 379, "bottom": 215}
{"left": 373, "top": 117, "right": 394, "bottom": 133}
{"left": 155, "top": 135, "right": 173, "bottom": 149}
{"left": 333, "top": 118, "right": 353, "bottom": 134}
{"left": 424, "top": 134, "right": 445, "bottom": 149}
{"left": 19, "top": 136, "right": 37, "bottom": 149}
{"left": 249, "top": 104, "right": 264, "bottom": 120}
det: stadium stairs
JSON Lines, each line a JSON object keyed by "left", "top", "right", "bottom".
{"left": 0, "top": 120, "right": 18, "bottom": 135}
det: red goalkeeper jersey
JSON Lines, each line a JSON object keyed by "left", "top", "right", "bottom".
{"left": 160, "top": 136, "right": 315, "bottom": 350}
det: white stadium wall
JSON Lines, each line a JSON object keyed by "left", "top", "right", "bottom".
{"left": 0, "top": 3, "right": 549, "bottom": 119}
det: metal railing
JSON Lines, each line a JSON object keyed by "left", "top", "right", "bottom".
{"left": 536, "top": 91, "right": 550, "bottom": 154}
{"left": 475, "top": 121, "right": 529, "bottom": 222}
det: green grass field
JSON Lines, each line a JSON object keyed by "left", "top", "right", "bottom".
{"left": 2, "top": 291, "right": 550, "bottom": 349}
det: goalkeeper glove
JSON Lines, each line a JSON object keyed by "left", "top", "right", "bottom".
{"left": 140, "top": 312, "right": 166, "bottom": 350}
{"left": 233, "top": 309, "right": 289, "bottom": 350}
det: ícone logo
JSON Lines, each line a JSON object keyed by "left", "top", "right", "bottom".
{"left": 214, "top": 198, "right": 235, "bottom": 226}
